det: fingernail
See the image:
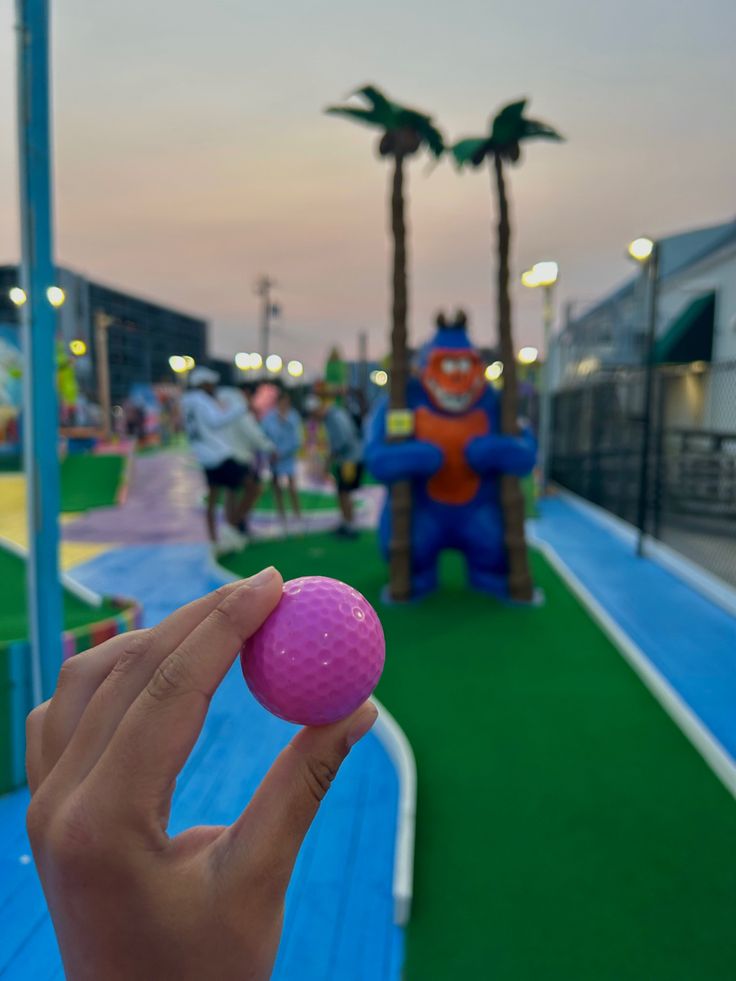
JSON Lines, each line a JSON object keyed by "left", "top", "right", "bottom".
{"left": 246, "top": 567, "right": 278, "bottom": 589}
{"left": 346, "top": 702, "right": 378, "bottom": 748}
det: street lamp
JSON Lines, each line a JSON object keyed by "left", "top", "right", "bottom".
{"left": 287, "top": 359, "right": 304, "bottom": 378}
{"left": 627, "top": 236, "right": 659, "bottom": 556}
{"left": 628, "top": 237, "right": 654, "bottom": 262}
{"left": 265, "top": 354, "right": 283, "bottom": 374}
{"left": 46, "top": 285, "right": 65, "bottom": 307}
{"left": 69, "top": 339, "right": 87, "bottom": 356}
{"left": 485, "top": 361, "right": 503, "bottom": 382}
{"left": 234, "top": 352, "right": 251, "bottom": 370}
{"left": 169, "top": 355, "right": 188, "bottom": 373}
{"left": 370, "top": 369, "right": 388, "bottom": 387}
{"left": 518, "top": 346, "right": 539, "bottom": 365}
{"left": 521, "top": 259, "right": 559, "bottom": 491}
{"left": 9, "top": 286, "right": 27, "bottom": 306}
{"left": 249, "top": 352, "right": 263, "bottom": 371}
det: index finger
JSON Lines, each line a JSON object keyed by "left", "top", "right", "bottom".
{"left": 89, "top": 567, "right": 282, "bottom": 817}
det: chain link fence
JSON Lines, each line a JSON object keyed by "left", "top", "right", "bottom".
{"left": 550, "top": 361, "right": 736, "bottom": 588}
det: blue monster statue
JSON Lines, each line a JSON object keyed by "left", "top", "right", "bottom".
{"left": 365, "top": 312, "right": 536, "bottom": 598}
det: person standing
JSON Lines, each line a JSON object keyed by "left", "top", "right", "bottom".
{"left": 181, "top": 367, "right": 247, "bottom": 554}
{"left": 262, "top": 390, "right": 303, "bottom": 534}
{"left": 305, "top": 394, "right": 363, "bottom": 538}
{"left": 217, "top": 385, "right": 275, "bottom": 538}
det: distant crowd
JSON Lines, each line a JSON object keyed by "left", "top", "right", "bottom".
{"left": 181, "top": 366, "right": 365, "bottom": 554}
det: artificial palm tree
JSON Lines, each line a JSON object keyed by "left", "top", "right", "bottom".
{"left": 327, "top": 85, "right": 444, "bottom": 601}
{"left": 452, "top": 99, "right": 562, "bottom": 602}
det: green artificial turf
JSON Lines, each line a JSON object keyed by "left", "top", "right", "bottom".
{"left": 0, "top": 454, "right": 21, "bottom": 473}
{"left": 222, "top": 533, "right": 736, "bottom": 980}
{"left": 60, "top": 454, "right": 125, "bottom": 512}
{"left": 0, "top": 546, "right": 120, "bottom": 645}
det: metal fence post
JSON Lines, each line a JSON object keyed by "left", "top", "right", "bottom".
{"left": 636, "top": 245, "right": 660, "bottom": 557}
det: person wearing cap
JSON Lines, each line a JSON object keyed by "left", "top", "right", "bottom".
{"left": 181, "top": 366, "right": 248, "bottom": 553}
{"left": 305, "top": 393, "right": 363, "bottom": 538}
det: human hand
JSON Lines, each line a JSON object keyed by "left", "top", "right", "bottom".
{"left": 465, "top": 433, "right": 536, "bottom": 476}
{"left": 26, "top": 568, "right": 377, "bottom": 981}
{"left": 364, "top": 440, "right": 443, "bottom": 483}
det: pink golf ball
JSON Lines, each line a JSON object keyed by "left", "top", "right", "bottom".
{"left": 240, "top": 576, "right": 385, "bottom": 726}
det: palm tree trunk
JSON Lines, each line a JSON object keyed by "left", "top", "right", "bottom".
{"left": 492, "top": 152, "right": 534, "bottom": 602}
{"left": 388, "top": 153, "right": 412, "bottom": 601}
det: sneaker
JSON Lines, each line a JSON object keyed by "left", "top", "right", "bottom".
{"left": 334, "top": 524, "right": 359, "bottom": 539}
{"left": 218, "top": 522, "right": 247, "bottom": 552}
{"left": 290, "top": 516, "right": 304, "bottom": 535}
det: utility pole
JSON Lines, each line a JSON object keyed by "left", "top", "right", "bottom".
{"left": 358, "top": 330, "right": 368, "bottom": 401}
{"left": 94, "top": 310, "right": 113, "bottom": 440}
{"left": 16, "top": 0, "right": 63, "bottom": 703}
{"left": 255, "top": 275, "right": 277, "bottom": 365}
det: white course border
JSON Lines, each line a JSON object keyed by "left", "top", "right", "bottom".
{"left": 0, "top": 534, "right": 103, "bottom": 607}
{"left": 529, "top": 530, "right": 736, "bottom": 800}
{"left": 371, "top": 697, "right": 417, "bottom": 926}
{"left": 555, "top": 487, "right": 736, "bottom": 619}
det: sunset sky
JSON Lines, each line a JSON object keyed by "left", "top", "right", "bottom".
{"left": 1, "top": 0, "right": 734, "bottom": 371}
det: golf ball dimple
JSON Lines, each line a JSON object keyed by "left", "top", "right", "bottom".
{"left": 240, "top": 576, "right": 385, "bottom": 726}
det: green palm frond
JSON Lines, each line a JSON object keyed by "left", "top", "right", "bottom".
{"left": 451, "top": 137, "right": 492, "bottom": 168}
{"left": 490, "top": 98, "right": 563, "bottom": 150}
{"left": 325, "top": 105, "right": 386, "bottom": 127}
{"left": 326, "top": 84, "right": 444, "bottom": 157}
{"left": 397, "top": 109, "right": 444, "bottom": 157}
{"left": 354, "top": 85, "right": 394, "bottom": 120}
{"left": 452, "top": 99, "right": 562, "bottom": 167}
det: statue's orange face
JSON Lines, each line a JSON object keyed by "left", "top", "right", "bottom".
{"left": 422, "top": 348, "right": 485, "bottom": 413}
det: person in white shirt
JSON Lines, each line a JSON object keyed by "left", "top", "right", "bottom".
{"left": 217, "top": 385, "right": 276, "bottom": 537}
{"left": 181, "top": 367, "right": 248, "bottom": 553}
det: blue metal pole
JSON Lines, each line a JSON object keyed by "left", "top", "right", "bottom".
{"left": 16, "top": 0, "right": 63, "bottom": 703}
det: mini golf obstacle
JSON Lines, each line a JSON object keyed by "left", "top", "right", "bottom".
{"left": 0, "top": 542, "right": 141, "bottom": 794}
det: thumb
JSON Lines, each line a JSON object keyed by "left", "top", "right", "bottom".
{"left": 221, "top": 701, "right": 378, "bottom": 894}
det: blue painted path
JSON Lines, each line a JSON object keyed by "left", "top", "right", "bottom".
{"left": 534, "top": 497, "right": 736, "bottom": 764}
{"left": 0, "top": 543, "right": 402, "bottom": 980}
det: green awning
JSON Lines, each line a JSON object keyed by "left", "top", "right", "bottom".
{"left": 654, "top": 292, "right": 715, "bottom": 364}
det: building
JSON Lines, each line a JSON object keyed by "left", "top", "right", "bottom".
{"left": 0, "top": 265, "right": 209, "bottom": 404}
{"left": 554, "top": 218, "right": 736, "bottom": 388}
{"left": 549, "top": 216, "right": 736, "bottom": 589}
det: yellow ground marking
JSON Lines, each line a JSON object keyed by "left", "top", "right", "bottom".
{"left": 0, "top": 474, "right": 112, "bottom": 569}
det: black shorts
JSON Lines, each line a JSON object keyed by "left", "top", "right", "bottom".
{"left": 333, "top": 461, "right": 363, "bottom": 493}
{"left": 204, "top": 458, "right": 247, "bottom": 490}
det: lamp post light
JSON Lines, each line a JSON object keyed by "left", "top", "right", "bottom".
{"left": 627, "top": 236, "right": 659, "bottom": 557}
{"left": 521, "top": 259, "right": 558, "bottom": 492}
{"left": 45, "top": 285, "right": 65, "bottom": 307}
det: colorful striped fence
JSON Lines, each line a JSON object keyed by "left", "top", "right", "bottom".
{"left": 0, "top": 597, "right": 142, "bottom": 796}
